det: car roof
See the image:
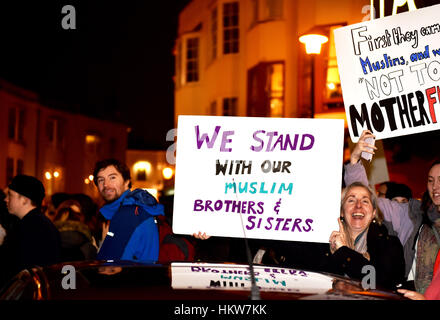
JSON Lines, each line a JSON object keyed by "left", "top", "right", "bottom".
{"left": 0, "top": 260, "right": 405, "bottom": 300}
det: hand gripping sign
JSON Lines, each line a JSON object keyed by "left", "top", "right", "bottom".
{"left": 172, "top": 116, "right": 344, "bottom": 243}
{"left": 334, "top": 4, "right": 440, "bottom": 143}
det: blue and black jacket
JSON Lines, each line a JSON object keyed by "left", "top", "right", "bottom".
{"left": 97, "top": 189, "right": 164, "bottom": 262}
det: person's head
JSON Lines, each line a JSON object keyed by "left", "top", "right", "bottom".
{"left": 423, "top": 160, "right": 440, "bottom": 212}
{"left": 5, "top": 175, "right": 45, "bottom": 219}
{"left": 377, "top": 181, "right": 393, "bottom": 198}
{"left": 53, "top": 199, "right": 84, "bottom": 223}
{"left": 341, "top": 182, "right": 379, "bottom": 240}
{"left": 93, "top": 159, "right": 131, "bottom": 203}
{"left": 385, "top": 183, "right": 412, "bottom": 203}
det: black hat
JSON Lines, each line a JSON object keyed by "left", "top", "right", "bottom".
{"left": 8, "top": 175, "right": 46, "bottom": 206}
{"left": 386, "top": 183, "right": 412, "bottom": 201}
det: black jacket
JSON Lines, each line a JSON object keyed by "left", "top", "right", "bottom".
{"left": 3, "top": 208, "right": 61, "bottom": 281}
{"left": 328, "top": 222, "right": 406, "bottom": 290}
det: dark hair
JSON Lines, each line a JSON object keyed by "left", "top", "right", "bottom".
{"left": 385, "top": 183, "right": 412, "bottom": 201}
{"left": 421, "top": 159, "right": 440, "bottom": 226}
{"left": 54, "top": 199, "right": 84, "bottom": 222}
{"left": 93, "top": 158, "right": 132, "bottom": 188}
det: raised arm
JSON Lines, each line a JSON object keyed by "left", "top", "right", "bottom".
{"left": 343, "top": 130, "right": 413, "bottom": 246}
{"left": 344, "top": 130, "right": 376, "bottom": 187}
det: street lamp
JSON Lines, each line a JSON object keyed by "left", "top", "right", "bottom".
{"left": 299, "top": 27, "right": 328, "bottom": 118}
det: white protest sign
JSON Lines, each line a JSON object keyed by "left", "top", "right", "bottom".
{"left": 172, "top": 116, "right": 344, "bottom": 243}
{"left": 334, "top": 4, "right": 440, "bottom": 142}
{"left": 171, "top": 262, "right": 333, "bottom": 294}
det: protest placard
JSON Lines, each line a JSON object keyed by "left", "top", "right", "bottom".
{"left": 172, "top": 116, "right": 344, "bottom": 243}
{"left": 334, "top": 4, "right": 440, "bottom": 142}
{"left": 171, "top": 262, "right": 333, "bottom": 294}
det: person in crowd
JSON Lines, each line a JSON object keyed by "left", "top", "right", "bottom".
{"left": 53, "top": 199, "right": 97, "bottom": 262}
{"left": 385, "top": 182, "right": 412, "bottom": 204}
{"left": 93, "top": 158, "right": 164, "bottom": 262}
{"left": 43, "top": 192, "right": 71, "bottom": 222}
{"left": 327, "top": 181, "right": 405, "bottom": 290}
{"left": 71, "top": 193, "right": 101, "bottom": 242}
{"left": 376, "top": 181, "right": 393, "bottom": 198}
{"left": 1, "top": 175, "right": 61, "bottom": 285}
{"left": 398, "top": 266, "right": 440, "bottom": 300}
{"left": 345, "top": 129, "right": 440, "bottom": 293}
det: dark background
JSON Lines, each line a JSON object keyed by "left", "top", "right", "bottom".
{"left": 0, "top": 0, "right": 191, "bottom": 150}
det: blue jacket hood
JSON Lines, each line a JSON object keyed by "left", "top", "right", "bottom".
{"left": 100, "top": 189, "right": 164, "bottom": 220}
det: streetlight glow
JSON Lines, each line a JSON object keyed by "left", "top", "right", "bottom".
{"left": 299, "top": 34, "right": 328, "bottom": 54}
{"left": 45, "top": 171, "right": 52, "bottom": 180}
{"left": 162, "top": 167, "right": 174, "bottom": 180}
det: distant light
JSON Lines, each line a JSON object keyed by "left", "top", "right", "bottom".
{"left": 85, "top": 134, "right": 100, "bottom": 144}
{"left": 84, "top": 178, "right": 90, "bottom": 184}
{"left": 134, "top": 161, "right": 152, "bottom": 174}
{"left": 327, "top": 82, "right": 336, "bottom": 90}
{"left": 53, "top": 171, "right": 60, "bottom": 178}
{"left": 45, "top": 171, "right": 52, "bottom": 180}
{"left": 162, "top": 167, "right": 174, "bottom": 180}
{"left": 299, "top": 34, "right": 328, "bottom": 54}
{"left": 89, "top": 175, "right": 94, "bottom": 181}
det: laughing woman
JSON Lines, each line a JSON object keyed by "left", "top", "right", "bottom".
{"left": 328, "top": 181, "right": 406, "bottom": 290}
{"left": 345, "top": 130, "right": 440, "bottom": 293}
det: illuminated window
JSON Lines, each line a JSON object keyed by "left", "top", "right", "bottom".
{"left": 247, "top": 61, "right": 284, "bottom": 117}
{"left": 186, "top": 37, "right": 199, "bottom": 82}
{"left": 85, "top": 134, "right": 101, "bottom": 154}
{"left": 133, "top": 161, "right": 152, "bottom": 181}
{"left": 324, "top": 25, "right": 344, "bottom": 109}
{"left": 268, "top": 63, "right": 284, "bottom": 117}
{"left": 223, "top": 2, "right": 239, "bottom": 54}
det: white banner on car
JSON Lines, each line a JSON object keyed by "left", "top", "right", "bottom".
{"left": 172, "top": 115, "right": 344, "bottom": 243}
{"left": 334, "top": 4, "right": 440, "bottom": 142}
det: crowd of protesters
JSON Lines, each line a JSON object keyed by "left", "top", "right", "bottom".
{"left": 0, "top": 142, "right": 439, "bottom": 299}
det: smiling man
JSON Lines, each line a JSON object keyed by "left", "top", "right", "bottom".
{"left": 93, "top": 159, "right": 164, "bottom": 262}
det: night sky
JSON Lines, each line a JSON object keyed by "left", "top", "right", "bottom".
{"left": 0, "top": 0, "right": 191, "bottom": 150}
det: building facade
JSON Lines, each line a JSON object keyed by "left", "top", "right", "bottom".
{"left": 174, "top": 0, "right": 373, "bottom": 125}
{"left": 0, "top": 79, "right": 128, "bottom": 201}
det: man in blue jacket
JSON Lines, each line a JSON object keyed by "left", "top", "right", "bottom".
{"left": 93, "top": 159, "right": 164, "bottom": 262}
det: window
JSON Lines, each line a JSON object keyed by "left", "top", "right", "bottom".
{"left": 211, "top": 7, "right": 218, "bottom": 61}
{"left": 223, "top": 97, "right": 238, "bottom": 116}
{"left": 210, "top": 100, "right": 217, "bottom": 115}
{"left": 247, "top": 62, "right": 284, "bottom": 117}
{"left": 85, "top": 134, "right": 101, "bottom": 155}
{"left": 46, "top": 118, "right": 65, "bottom": 148}
{"left": 250, "top": 0, "right": 283, "bottom": 27}
{"left": 324, "top": 25, "right": 344, "bottom": 108}
{"left": 8, "top": 108, "right": 15, "bottom": 139}
{"left": 8, "top": 107, "right": 25, "bottom": 141}
{"left": 6, "top": 158, "right": 14, "bottom": 185}
{"left": 186, "top": 37, "right": 199, "bottom": 83}
{"left": 223, "top": 2, "right": 239, "bottom": 54}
